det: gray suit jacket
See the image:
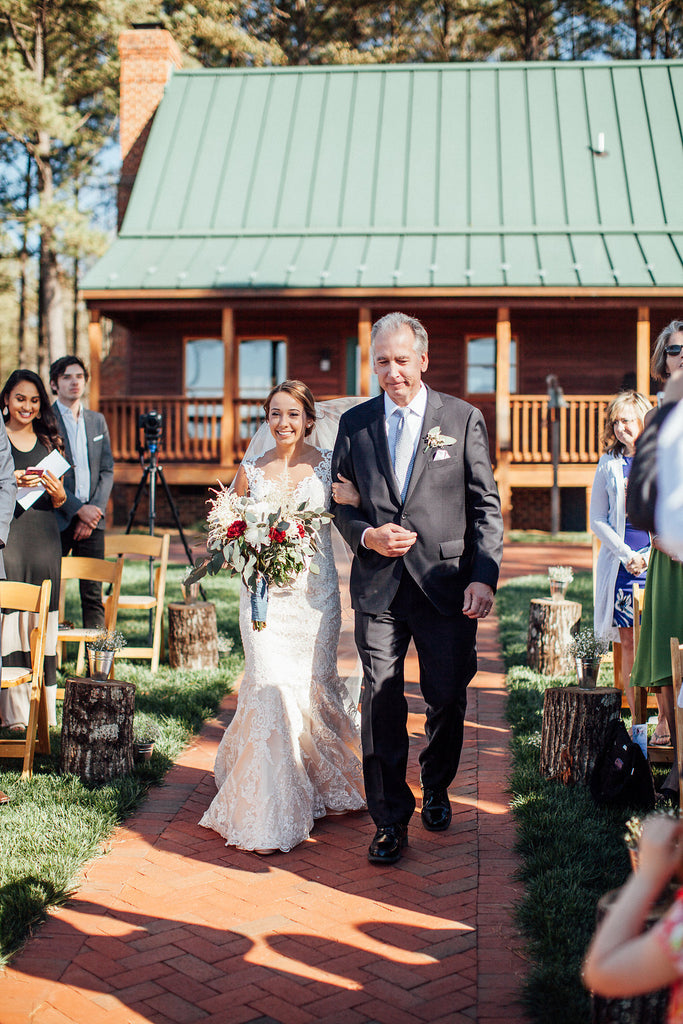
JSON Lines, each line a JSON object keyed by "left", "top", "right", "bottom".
{"left": 52, "top": 404, "right": 114, "bottom": 532}
{"left": 331, "top": 387, "right": 503, "bottom": 616}
{"left": 0, "top": 416, "right": 18, "bottom": 578}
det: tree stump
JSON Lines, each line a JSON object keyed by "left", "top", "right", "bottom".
{"left": 527, "top": 598, "right": 582, "bottom": 675}
{"left": 61, "top": 676, "right": 135, "bottom": 783}
{"left": 591, "top": 886, "right": 671, "bottom": 1023}
{"left": 167, "top": 601, "right": 218, "bottom": 670}
{"left": 540, "top": 686, "right": 621, "bottom": 785}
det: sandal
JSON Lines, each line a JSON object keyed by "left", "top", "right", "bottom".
{"left": 651, "top": 730, "right": 672, "bottom": 746}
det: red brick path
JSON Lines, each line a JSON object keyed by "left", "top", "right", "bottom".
{"left": 1, "top": 543, "right": 591, "bottom": 1023}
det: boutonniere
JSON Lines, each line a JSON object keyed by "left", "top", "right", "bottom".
{"left": 423, "top": 426, "right": 456, "bottom": 453}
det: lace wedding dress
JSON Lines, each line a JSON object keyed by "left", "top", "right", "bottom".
{"left": 199, "top": 449, "right": 365, "bottom": 853}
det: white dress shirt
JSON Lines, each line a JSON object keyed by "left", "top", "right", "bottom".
{"left": 360, "top": 385, "right": 428, "bottom": 548}
{"left": 657, "top": 399, "right": 683, "bottom": 560}
{"left": 56, "top": 400, "right": 90, "bottom": 503}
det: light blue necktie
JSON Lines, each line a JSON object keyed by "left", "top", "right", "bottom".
{"left": 392, "top": 408, "right": 412, "bottom": 498}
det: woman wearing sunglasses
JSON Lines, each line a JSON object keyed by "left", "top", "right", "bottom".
{"left": 631, "top": 321, "right": 683, "bottom": 787}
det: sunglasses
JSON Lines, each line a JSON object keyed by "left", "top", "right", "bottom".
{"left": 665, "top": 344, "right": 683, "bottom": 356}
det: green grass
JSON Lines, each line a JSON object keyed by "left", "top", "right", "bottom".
{"left": 497, "top": 571, "right": 664, "bottom": 1024}
{"left": 0, "top": 557, "right": 244, "bottom": 966}
{"left": 506, "top": 530, "right": 592, "bottom": 546}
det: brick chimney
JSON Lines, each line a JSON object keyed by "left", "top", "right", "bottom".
{"left": 118, "top": 25, "right": 183, "bottom": 228}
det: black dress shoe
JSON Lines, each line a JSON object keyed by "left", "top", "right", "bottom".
{"left": 421, "top": 788, "right": 452, "bottom": 831}
{"left": 368, "top": 824, "right": 408, "bottom": 865}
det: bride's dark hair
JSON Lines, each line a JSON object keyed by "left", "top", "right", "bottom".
{"left": 264, "top": 380, "right": 316, "bottom": 437}
{"left": 1, "top": 369, "right": 65, "bottom": 454}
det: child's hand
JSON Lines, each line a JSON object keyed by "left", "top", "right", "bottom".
{"left": 637, "top": 816, "right": 683, "bottom": 890}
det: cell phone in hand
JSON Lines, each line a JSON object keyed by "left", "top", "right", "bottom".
{"left": 26, "top": 467, "right": 45, "bottom": 476}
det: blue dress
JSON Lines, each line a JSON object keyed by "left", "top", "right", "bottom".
{"left": 613, "top": 456, "right": 649, "bottom": 628}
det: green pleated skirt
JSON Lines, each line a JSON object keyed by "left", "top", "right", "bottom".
{"left": 630, "top": 548, "right": 683, "bottom": 689}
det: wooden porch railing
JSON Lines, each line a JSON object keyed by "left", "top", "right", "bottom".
{"left": 100, "top": 397, "right": 267, "bottom": 464}
{"left": 510, "top": 395, "right": 612, "bottom": 464}
{"left": 101, "top": 394, "right": 617, "bottom": 467}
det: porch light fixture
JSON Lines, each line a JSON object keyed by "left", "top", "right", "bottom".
{"left": 319, "top": 349, "right": 332, "bottom": 373}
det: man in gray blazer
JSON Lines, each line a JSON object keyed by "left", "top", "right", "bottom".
{"left": 0, "top": 414, "right": 18, "bottom": 803}
{"left": 332, "top": 312, "right": 503, "bottom": 865}
{"left": 50, "top": 356, "right": 114, "bottom": 628}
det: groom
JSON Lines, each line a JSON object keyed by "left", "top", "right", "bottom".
{"left": 332, "top": 312, "right": 503, "bottom": 865}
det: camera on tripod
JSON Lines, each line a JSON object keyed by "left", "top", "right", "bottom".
{"left": 138, "top": 410, "right": 163, "bottom": 452}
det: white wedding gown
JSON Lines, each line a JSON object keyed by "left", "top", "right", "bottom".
{"left": 199, "top": 450, "right": 365, "bottom": 853}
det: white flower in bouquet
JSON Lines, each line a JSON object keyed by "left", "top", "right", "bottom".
{"left": 186, "top": 485, "right": 333, "bottom": 629}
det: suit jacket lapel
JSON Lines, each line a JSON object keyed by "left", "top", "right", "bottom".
{"left": 368, "top": 395, "right": 403, "bottom": 506}
{"left": 53, "top": 404, "right": 74, "bottom": 465}
{"left": 403, "top": 387, "right": 443, "bottom": 505}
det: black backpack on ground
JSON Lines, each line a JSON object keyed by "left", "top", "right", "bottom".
{"left": 589, "top": 718, "right": 656, "bottom": 811}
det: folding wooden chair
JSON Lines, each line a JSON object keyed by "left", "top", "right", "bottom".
{"left": 670, "top": 638, "right": 683, "bottom": 807}
{"left": 0, "top": 579, "right": 52, "bottom": 778}
{"left": 104, "top": 533, "right": 170, "bottom": 672}
{"left": 57, "top": 557, "right": 123, "bottom": 676}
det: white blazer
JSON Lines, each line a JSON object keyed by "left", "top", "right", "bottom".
{"left": 590, "top": 452, "right": 650, "bottom": 642}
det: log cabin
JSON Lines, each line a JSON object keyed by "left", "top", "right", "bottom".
{"left": 81, "top": 27, "right": 683, "bottom": 530}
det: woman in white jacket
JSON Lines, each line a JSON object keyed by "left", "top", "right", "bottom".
{"left": 590, "top": 390, "right": 652, "bottom": 720}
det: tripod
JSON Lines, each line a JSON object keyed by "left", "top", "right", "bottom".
{"left": 125, "top": 439, "right": 205, "bottom": 622}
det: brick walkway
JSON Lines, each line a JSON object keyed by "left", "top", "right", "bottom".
{"left": 1, "top": 543, "right": 591, "bottom": 1024}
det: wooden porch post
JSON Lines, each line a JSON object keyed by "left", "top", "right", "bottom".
{"left": 220, "top": 307, "right": 235, "bottom": 467}
{"left": 88, "top": 309, "right": 102, "bottom": 411}
{"left": 636, "top": 307, "right": 651, "bottom": 397}
{"left": 358, "top": 307, "right": 372, "bottom": 397}
{"left": 496, "top": 307, "right": 512, "bottom": 530}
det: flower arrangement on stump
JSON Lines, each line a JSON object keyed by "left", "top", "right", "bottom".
{"left": 185, "top": 486, "right": 332, "bottom": 630}
{"left": 547, "top": 565, "right": 574, "bottom": 601}
{"left": 567, "top": 628, "right": 609, "bottom": 688}
{"left": 85, "top": 629, "right": 126, "bottom": 679}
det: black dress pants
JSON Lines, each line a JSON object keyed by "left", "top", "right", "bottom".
{"left": 60, "top": 522, "right": 106, "bottom": 628}
{"left": 355, "top": 569, "right": 477, "bottom": 828}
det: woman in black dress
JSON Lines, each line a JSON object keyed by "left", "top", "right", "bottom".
{"left": 0, "top": 370, "right": 66, "bottom": 730}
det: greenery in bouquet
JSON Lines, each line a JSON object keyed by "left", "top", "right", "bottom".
{"left": 185, "top": 486, "right": 333, "bottom": 595}
{"left": 567, "top": 627, "right": 609, "bottom": 660}
{"left": 85, "top": 628, "right": 127, "bottom": 652}
{"left": 547, "top": 565, "right": 574, "bottom": 583}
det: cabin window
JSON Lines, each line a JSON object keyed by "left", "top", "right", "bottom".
{"left": 238, "top": 338, "right": 287, "bottom": 445}
{"left": 346, "top": 339, "right": 381, "bottom": 397}
{"left": 184, "top": 338, "right": 223, "bottom": 440}
{"left": 466, "top": 336, "right": 517, "bottom": 394}
{"left": 239, "top": 339, "right": 287, "bottom": 397}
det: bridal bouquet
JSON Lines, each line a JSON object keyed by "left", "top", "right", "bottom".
{"left": 186, "top": 485, "right": 332, "bottom": 629}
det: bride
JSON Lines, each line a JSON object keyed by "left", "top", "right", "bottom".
{"left": 199, "top": 380, "right": 366, "bottom": 854}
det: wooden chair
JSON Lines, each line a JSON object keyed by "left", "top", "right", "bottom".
{"left": 0, "top": 579, "right": 52, "bottom": 778}
{"left": 670, "top": 638, "right": 683, "bottom": 808}
{"left": 104, "top": 533, "right": 170, "bottom": 672}
{"left": 57, "top": 557, "right": 123, "bottom": 676}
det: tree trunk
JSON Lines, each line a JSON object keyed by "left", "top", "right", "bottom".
{"left": 540, "top": 686, "right": 621, "bottom": 785}
{"left": 527, "top": 598, "right": 582, "bottom": 676}
{"left": 168, "top": 602, "right": 218, "bottom": 670}
{"left": 591, "top": 886, "right": 671, "bottom": 1022}
{"left": 60, "top": 676, "right": 135, "bottom": 783}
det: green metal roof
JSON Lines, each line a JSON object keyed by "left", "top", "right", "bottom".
{"left": 83, "top": 60, "right": 683, "bottom": 292}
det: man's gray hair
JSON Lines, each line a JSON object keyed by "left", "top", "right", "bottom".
{"left": 371, "top": 312, "right": 429, "bottom": 358}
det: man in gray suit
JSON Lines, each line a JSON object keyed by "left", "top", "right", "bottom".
{"left": 0, "top": 414, "right": 18, "bottom": 803}
{"left": 50, "top": 356, "right": 114, "bottom": 628}
{"left": 332, "top": 312, "right": 503, "bottom": 865}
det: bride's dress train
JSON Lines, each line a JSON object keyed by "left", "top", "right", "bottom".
{"left": 199, "top": 451, "right": 365, "bottom": 853}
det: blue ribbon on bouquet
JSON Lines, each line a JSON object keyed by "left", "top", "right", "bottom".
{"left": 250, "top": 575, "right": 268, "bottom": 631}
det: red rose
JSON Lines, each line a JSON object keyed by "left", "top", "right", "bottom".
{"left": 226, "top": 520, "right": 247, "bottom": 538}
{"left": 269, "top": 527, "right": 286, "bottom": 544}
{"left": 297, "top": 523, "right": 305, "bottom": 538}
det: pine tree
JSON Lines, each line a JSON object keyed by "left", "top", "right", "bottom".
{"left": 0, "top": 0, "right": 148, "bottom": 373}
